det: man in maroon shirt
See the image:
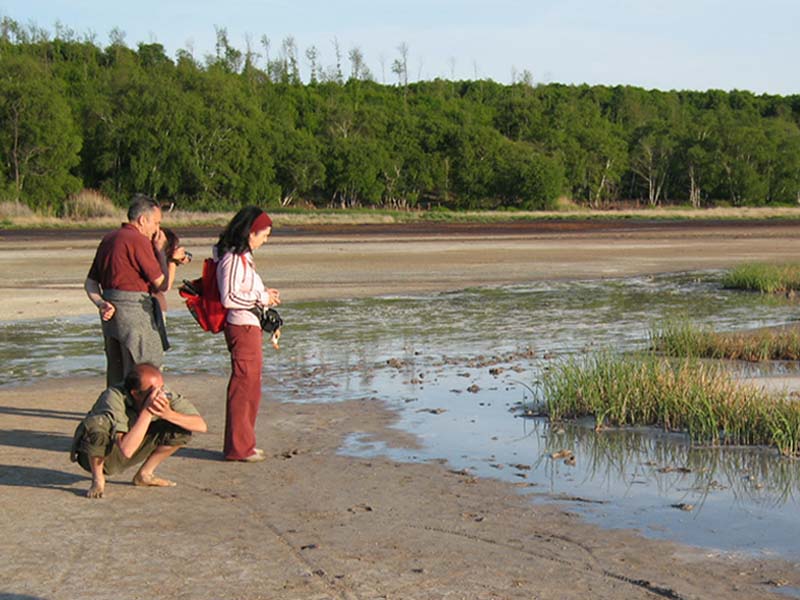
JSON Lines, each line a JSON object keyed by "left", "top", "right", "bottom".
{"left": 85, "top": 194, "right": 188, "bottom": 385}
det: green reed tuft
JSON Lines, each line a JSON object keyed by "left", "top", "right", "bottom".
{"left": 541, "top": 351, "right": 800, "bottom": 456}
{"left": 722, "top": 263, "right": 800, "bottom": 293}
{"left": 650, "top": 318, "right": 800, "bottom": 361}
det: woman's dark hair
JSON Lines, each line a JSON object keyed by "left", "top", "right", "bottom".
{"left": 162, "top": 228, "right": 179, "bottom": 258}
{"left": 215, "top": 206, "right": 266, "bottom": 255}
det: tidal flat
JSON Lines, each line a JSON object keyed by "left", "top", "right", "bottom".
{"left": 4, "top": 271, "right": 800, "bottom": 560}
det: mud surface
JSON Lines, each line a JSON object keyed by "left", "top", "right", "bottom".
{"left": 4, "top": 219, "right": 800, "bottom": 321}
{"left": 2, "top": 376, "right": 799, "bottom": 600}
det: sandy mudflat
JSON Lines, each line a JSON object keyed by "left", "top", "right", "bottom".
{"left": 1, "top": 221, "right": 799, "bottom": 599}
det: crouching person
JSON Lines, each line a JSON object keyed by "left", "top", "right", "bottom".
{"left": 70, "top": 362, "right": 207, "bottom": 498}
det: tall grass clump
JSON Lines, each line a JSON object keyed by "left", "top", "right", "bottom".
{"left": 541, "top": 351, "right": 800, "bottom": 456}
{"left": 0, "top": 200, "right": 35, "bottom": 219}
{"left": 61, "top": 189, "right": 121, "bottom": 220}
{"left": 722, "top": 263, "right": 800, "bottom": 293}
{"left": 650, "top": 319, "right": 800, "bottom": 361}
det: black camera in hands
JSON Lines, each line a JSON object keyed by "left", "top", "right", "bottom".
{"left": 249, "top": 305, "right": 283, "bottom": 333}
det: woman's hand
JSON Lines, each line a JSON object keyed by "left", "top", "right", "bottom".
{"left": 171, "top": 246, "right": 192, "bottom": 265}
{"left": 266, "top": 288, "right": 281, "bottom": 306}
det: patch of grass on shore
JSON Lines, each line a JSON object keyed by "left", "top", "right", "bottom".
{"left": 722, "top": 263, "right": 800, "bottom": 293}
{"left": 541, "top": 351, "right": 800, "bottom": 456}
{"left": 650, "top": 319, "right": 800, "bottom": 362}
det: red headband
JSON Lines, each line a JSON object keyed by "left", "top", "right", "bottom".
{"left": 250, "top": 212, "right": 272, "bottom": 234}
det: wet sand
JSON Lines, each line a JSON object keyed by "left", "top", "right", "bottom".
{"left": 2, "top": 221, "right": 800, "bottom": 599}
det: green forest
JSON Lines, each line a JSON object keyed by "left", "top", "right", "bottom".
{"left": 2, "top": 19, "right": 800, "bottom": 214}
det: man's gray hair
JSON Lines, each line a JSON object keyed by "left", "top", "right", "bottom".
{"left": 127, "top": 194, "right": 160, "bottom": 222}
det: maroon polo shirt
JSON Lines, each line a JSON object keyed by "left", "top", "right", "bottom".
{"left": 87, "top": 223, "right": 163, "bottom": 292}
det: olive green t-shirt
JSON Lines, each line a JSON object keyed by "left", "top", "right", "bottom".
{"left": 87, "top": 385, "right": 199, "bottom": 434}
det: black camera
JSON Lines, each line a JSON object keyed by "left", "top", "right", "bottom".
{"left": 250, "top": 306, "right": 283, "bottom": 333}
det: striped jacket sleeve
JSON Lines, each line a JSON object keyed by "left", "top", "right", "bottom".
{"left": 217, "top": 252, "right": 269, "bottom": 309}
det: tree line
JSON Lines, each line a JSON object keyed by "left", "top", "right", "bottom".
{"left": 2, "top": 19, "right": 800, "bottom": 214}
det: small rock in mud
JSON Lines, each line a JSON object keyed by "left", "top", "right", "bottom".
{"left": 550, "top": 449, "right": 574, "bottom": 460}
{"left": 449, "top": 468, "right": 472, "bottom": 476}
{"left": 347, "top": 504, "right": 373, "bottom": 513}
{"left": 301, "top": 543, "right": 318, "bottom": 550}
{"left": 519, "top": 408, "right": 543, "bottom": 417}
{"left": 657, "top": 466, "right": 692, "bottom": 474}
{"left": 416, "top": 407, "right": 446, "bottom": 415}
{"left": 461, "top": 512, "right": 485, "bottom": 522}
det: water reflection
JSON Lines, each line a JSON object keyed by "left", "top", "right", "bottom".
{"left": 2, "top": 271, "right": 800, "bottom": 556}
{"left": 537, "top": 421, "right": 800, "bottom": 509}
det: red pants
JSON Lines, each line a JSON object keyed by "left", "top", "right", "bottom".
{"left": 223, "top": 324, "right": 263, "bottom": 460}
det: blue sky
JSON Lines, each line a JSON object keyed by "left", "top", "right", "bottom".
{"left": 2, "top": 0, "right": 798, "bottom": 94}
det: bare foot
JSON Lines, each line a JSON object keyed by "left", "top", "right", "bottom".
{"left": 133, "top": 472, "right": 177, "bottom": 487}
{"left": 86, "top": 478, "right": 105, "bottom": 499}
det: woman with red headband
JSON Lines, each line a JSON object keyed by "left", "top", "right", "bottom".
{"left": 214, "top": 206, "right": 280, "bottom": 462}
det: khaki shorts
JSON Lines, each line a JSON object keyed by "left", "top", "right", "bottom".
{"left": 71, "top": 414, "right": 191, "bottom": 476}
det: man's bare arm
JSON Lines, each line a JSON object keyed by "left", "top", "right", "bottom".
{"left": 84, "top": 277, "right": 115, "bottom": 321}
{"left": 116, "top": 409, "right": 155, "bottom": 459}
